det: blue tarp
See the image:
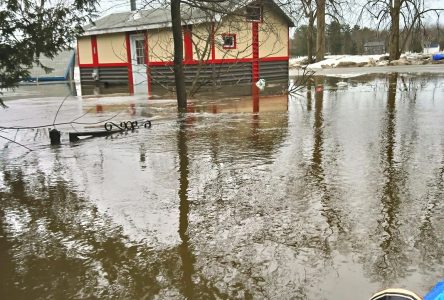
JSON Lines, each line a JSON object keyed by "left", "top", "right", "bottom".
{"left": 425, "top": 280, "right": 444, "bottom": 300}
{"left": 432, "top": 53, "right": 444, "bottom": 61}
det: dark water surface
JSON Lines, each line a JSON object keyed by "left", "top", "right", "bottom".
{"left": 1, "top": 74, "right": 444, "bottom": 299}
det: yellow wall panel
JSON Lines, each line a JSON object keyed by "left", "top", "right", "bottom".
{"left": 78, "top": 37, "right": 93, "bottom": 64}
{"left": 259, "top": 8, "right": 288, "bottom": 58}
{"left": 97, "top": 33, "right": 128, "bottom": 64}
{"left": 192, "top": 24, "right": 213, "bottom": 61}
{"left": 214, "top": 15, "right": 253, "bottom": 60}
{"left": 147, "top": 28, "right": 174, "bottom": 62}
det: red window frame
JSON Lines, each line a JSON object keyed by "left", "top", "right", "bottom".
{"left": 222, "top": 33, "right": 236, "bottom": 49}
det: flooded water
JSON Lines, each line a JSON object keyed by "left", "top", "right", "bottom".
{"left": 1, "top": 74, "right": 444, "bottom": 299}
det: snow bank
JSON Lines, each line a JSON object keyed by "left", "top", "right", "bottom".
{"left": 290, "top": 53, "right": 438, "bottom": 71}
{"left": 306, "top": 55, "right": 385, "bottom": 69}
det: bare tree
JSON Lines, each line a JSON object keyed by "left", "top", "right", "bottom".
{"left": 281, "top": 0, "right": 348, "bottom": 62}
{"left": 290, "top": 0, "right": 317, "bottom": 63}
{"left": 363, "top": 0, "right": 444, "bottom": 60}
{"left": 171, "top": 0, "right": 187, "bottom": 111}
{"left": 316, "top": 0, "right": 326, "bottom": 61}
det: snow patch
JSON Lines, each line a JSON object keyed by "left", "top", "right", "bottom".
{"left": 306, "top": 55, "right": 385, "bottom": 69}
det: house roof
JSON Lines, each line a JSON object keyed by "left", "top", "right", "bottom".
{"left": 364, "top": 41, "right": 385, "bottom": 47}
{"left": 83, "top": 7, "right": 204, "bottom": 35}
{"left": 424, "top": 42, "right": 440, "bottom": 48}
{"left": 26, "top": 50, "right": 75, "bottom": 81}
{"left": 83, "top": 0, "right": 294, "bottom": 36}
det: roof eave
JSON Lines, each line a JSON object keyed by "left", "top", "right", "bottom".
{"left": 83, "top": 22, "right": 171, "bottom": 36}
{"left": 82, "top": 17, "right": 210, "bottom": 36}
{"left": 266, "top": 0, "right": 295, "bottom": 27}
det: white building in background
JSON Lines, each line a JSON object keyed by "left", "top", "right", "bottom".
{"left": 423, "top": 42, "right": 440, "bottom": 54}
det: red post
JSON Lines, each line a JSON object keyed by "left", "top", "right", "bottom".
{"left": 183, "top": 26, "right": 193, "bottom": 62}
{"left": 211, "top": 23, "right": 216, "bottom": 61}
{"left": 252, "top": 22, "right": 260, "bottom": 113}
{"left": 91, "top": 36, "right": 99, "bottom": 66}
{"left": 252, "top": 22, "right": 259, "bottom": 83}
{"left": 252, "top": 84, "right": 260, "bottom": 113}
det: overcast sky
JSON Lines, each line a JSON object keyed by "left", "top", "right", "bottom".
{"left": 96, "top": 0, "right": 444, "bottom": 26}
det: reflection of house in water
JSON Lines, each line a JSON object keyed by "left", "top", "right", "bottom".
{"left": 76, "top": 0, "right": 294, "bottom": 96}
{"left": 83, "top": 89, "right": 288, "bottom": 117}
{"left": 186, "top": 93, "right": 288, "bottom": 113}
{"left": 364, "top": 41, "right": 386, "bottom": 55}
{"left": 366, "top": 74, "right": 412, "bottom": 285}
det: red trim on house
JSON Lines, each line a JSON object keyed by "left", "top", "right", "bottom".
{"left": 252, "top": 22, "right": 259, "bottom": 83}
{"left": 91, "top": 36, "right": 99, "bottom": 66}
{"left": 148, "top": 61, "right": 175, "bottom": 66}
{"left": 259, "top": 56, "right": 288, "bottom": 62}
{"left": 146, "top": 56, "right": 288, "bottom": 67}
{"left": 126, "top": 33, "right": 134, "bottom": 94}
{"left": 79, "top": 57, "right": 289, "bottom": 69}
{"left": 144, "top": 32, "right": 151, "bottom": 96}
{"left": 183, "top": 26, "right": 193, "bottom": 62}
{"left": 79, "top": 62, "right": 129, "bottom": 68}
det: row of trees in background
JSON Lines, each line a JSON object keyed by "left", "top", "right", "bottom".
{"left": 291, "top": 22, "right": 444, "bottom": 57}
{"left": 285, "top": 0, "right": 443, "bottom": 62}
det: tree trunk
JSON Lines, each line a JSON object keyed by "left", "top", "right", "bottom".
{"left": 316, "top": 0, "right": 326, "bottom": 62}
{"left": 389, "top": 0, "right": 401, "bottom": 60}
{"left": 171, "top": 0, "right": 187, "bottom": 111}
{"left": 307, "top": 16, "right": 315, "bottom": 64}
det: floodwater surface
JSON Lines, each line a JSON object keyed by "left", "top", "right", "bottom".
{"left": 1, "top": 74, "right": 444, "bottom": 299}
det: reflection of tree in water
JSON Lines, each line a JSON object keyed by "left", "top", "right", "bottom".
{"left": 307, "top": 77, "right": 348, "bottom": 240}
{"left": 176, "top": 120, "right": 260, "bottom": 299}
{"left": 188, "top": 110, "right": 289, "bottom": 208}
{"left": 0, "top": 149, "right": 221, "bottom": 299}
{"left": 177, "top": 121, "right": 196, "bottom": 299}
{"left": 173, "top": 113, "right": 318, "bottom": 298}
{"left": 369, "top": 73, "right": 410, "bottom": 285}
{"left": 0, "top": 167, "right": 164, "bottom": 299}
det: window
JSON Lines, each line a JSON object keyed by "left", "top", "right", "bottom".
{"left": 246, "top": 5, "right": 262, "bottom": 22}
{"left": 135, "top": 39, "right": 146, "bottom": 65}
{"left": 222, "top": 34, "right": 236, "bottom": 49}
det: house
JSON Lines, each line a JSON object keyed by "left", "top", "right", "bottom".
{"left": 423, "top": 42, "right": 440, "bottom": 54}
{"left": 76, "top": 0, "right": 294, "bottom": 96}
{"left": 363, "top": 41, "right": 385, "bottom": 55}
